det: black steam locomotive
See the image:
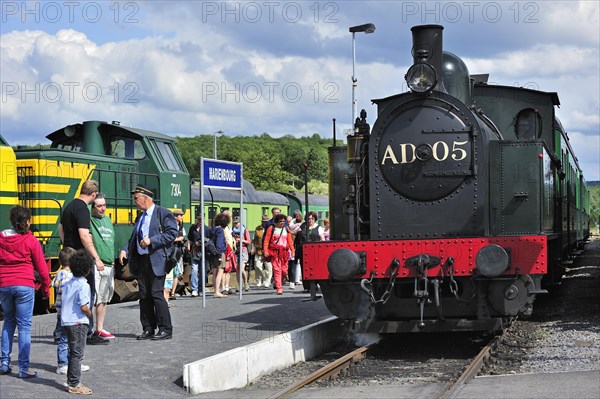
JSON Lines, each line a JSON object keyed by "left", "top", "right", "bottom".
{"left": 302, "top": 25, "right": 590, "bottom": 333}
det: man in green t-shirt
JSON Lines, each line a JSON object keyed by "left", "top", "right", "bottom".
{"left": 90, "top": 193, "right": 116, "bottom": 340}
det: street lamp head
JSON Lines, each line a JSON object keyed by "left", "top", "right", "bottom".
{"left": 349, "top": 23, "right": 376, "bottom": 34}
{"left": 213, "top": 130, "right": 224, "bottom": 159}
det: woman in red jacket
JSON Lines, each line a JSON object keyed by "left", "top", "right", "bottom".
{"left": 263, "top": 213, "right": 294, "bottom": 295}
{"left": 0, "top": 205, "right": 50, "bottom": 378}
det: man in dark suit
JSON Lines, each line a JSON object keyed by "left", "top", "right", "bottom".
{"left": 118, "top": 184, "right": 177, "bottom": 340}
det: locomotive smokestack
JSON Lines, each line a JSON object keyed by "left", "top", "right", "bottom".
{"left": 410, "top": 25, "right": 446, "bottom": 93}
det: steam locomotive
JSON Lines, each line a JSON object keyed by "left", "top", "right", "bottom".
{"left": 302, "top": 25, "right": 590, "bottom": 333}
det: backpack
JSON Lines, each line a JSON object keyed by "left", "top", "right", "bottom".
{"left": 192, "top": 227, "right": 219, "bottom": 259}
{"left": 204, "top": 235, "right": 219, "bottom": 257}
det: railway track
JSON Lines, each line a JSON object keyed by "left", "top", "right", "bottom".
{"left": 266, "top": 332, "right": 503, "bottom": 398}
{"left": 269, "top": 343, "right": 374, "bottom": 399}
{"left": 438, "top": 334, "right": 503, "bottom": 399}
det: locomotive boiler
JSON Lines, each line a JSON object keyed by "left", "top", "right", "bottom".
{"left": 302, "top": 25, "right": 590, "bottom": 333}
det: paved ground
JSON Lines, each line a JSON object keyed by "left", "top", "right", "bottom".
{"left": 0, "top": 287, "right": 332, "bottom": 398}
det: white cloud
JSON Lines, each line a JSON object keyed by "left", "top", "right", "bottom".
{"left": 567, "top": 131, "right": 600, "bottom": 181}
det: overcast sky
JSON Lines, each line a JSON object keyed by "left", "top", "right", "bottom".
{"left": 1, "top": 1, "right": 598, "bottom": 180}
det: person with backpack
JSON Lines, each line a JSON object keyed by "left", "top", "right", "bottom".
{"left": 295, "top": 210, "right": 325, "bottom": 292}
{"left": 262, "top": 214, "right": 294, "bottom": 295}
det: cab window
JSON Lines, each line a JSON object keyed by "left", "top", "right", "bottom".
{"left": 110, "top": 137, "right": 145, "bottom": 159}
{"left": 152, "top": 140, "right": 183, "bottom": 171}
{"left": 515, "top": 108, "right": 542, "bottom": 140}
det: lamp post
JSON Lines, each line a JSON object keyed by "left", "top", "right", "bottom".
{"left": 349, "top": 23, "right": 375, "bottom": 131}
{"left": 213, "top": 130, "right": 223, "bottom": 159}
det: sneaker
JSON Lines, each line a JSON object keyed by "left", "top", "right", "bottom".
{"left": 86, "top": 333, "right": 109, "bottom": 345}
{"left": 191, "top": 291, "right": 198, "bottom": 297}
{"left": 289, "top": 282, "right": 295, "bottom": 290}
{"left": 244, "top": 283, "right": 250, "bottom": 292}
{"left": 57, "top": 365, "right": 90, "bottom": 375}
{"left": 97, "top": 330, "right": 115, "bottom": 339}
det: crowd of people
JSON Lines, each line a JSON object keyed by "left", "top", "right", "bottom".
{"left": 0, "top": 179, "right": 329, "bottom": 393}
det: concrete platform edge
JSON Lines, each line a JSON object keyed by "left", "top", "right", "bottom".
{"left": 183, "top": 316, "right": 343, "bottom": 394}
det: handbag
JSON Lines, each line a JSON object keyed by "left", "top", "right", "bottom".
{"left": 165, "top": 247, "right": 182, "bottom": 274}
{"left": 224, "top": 244, "right": 238, "bottom": 272}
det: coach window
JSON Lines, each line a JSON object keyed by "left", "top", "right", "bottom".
{"left": 515, "top": 108, "right": 542, "bottom": 140}
{"left": 208, "top": 206, "right": 217, "bottom": 224}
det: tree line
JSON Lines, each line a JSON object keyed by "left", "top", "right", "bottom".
{"left": 175, "top": 133, "right": 340, "bottom": 195}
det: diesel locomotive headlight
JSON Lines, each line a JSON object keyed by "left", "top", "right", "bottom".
{"left": 406, "top": 63, "right": 437, "bottom": 93}
{"left": 476, "top": 244, "right": 509, "bottom": 277}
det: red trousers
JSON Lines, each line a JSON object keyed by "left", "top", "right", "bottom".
{"left": 270, "top": 248, "right": 288, "bottom": 291}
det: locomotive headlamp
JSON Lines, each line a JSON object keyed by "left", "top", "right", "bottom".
{"left": 476, "top": 244, "right": 509, "bottom": 277}
{"left": 406, "top": 63, "right": 437, "bottom": 93}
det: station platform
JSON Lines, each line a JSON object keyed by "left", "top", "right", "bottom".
{"left": 0, "top": 287, "right": 333, "bottom": 398}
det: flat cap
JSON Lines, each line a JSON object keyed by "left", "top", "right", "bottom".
{"left": 173, "top": 209, "right": 184, "bottom": 216}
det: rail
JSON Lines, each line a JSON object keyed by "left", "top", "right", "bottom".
{"left": 270, "top": 343, "right": 373, "bottom": 399}
{"left": 438, "top": 334, "right": 503, "bottom": 399}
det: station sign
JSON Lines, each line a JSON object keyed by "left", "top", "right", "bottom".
{"left": 202, "top": 159, "right": 242, "bottom": 189}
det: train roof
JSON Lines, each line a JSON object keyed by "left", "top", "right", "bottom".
{"left": 46, "top": 121, "right": 174, "bottom": 144}
{"left": 472, "top": 83, "right": 560, "bottom": 106}
{"left": 280, "top": 192, "right": 329, "bottom": 207}
{"left": 373, "top": 84, "right": 560, "bottom": 106}
{"left": 191, "top": 180, "right": 290, "bottom": 206}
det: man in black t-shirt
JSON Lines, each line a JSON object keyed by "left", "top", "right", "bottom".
{"left": 58, "top": 179, "right": 108, "bottom": 345}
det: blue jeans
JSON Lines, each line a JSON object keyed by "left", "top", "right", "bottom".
{"left": 0, "top": 286, "right": 35, "bottom": 372}
{"left": 56, "top": 316, "right": 69, "bottom": 366}
{"left": 190, "top": 258, "right": 200, "bottom": 292}
{"left": 64, "top": 324, "right": 87, "bottom": 387}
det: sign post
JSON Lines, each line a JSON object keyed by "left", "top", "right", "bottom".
{"left": 200, "top": 158, "right": 244, "bottom": 306}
